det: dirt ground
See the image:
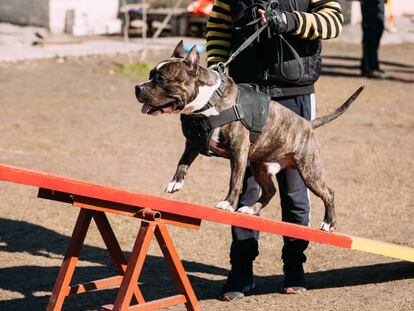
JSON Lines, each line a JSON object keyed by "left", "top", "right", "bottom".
{"left": 0, "top": 41, "right": 413, "bottom": 311}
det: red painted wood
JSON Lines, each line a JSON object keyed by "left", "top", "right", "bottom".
{"left": 155, "top": 223, "right": 200, "bottom": 311}
{"left": 47, "top": 209, "right": 93, "bottom": 311}
{"left": 93, "top": 212, "right": 145, "bottom": 304}
{"left": 0, "top": 163, "right": 353, "bottom": 249}
{"left": 69, "top": 276, "right": 124, "bottom": 295}
{"left": 112, "top": 222, "right": 155, "bottom": 310}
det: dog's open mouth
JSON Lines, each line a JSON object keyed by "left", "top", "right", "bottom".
{"left": 141, "top": 97, "right": 179, "bottom": 115}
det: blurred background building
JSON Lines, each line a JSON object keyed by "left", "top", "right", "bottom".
{"left": 0, "top": 0, "right": 121, "bottom": 35}
{"left": 0, "top": 0, "right": 412, "bottom": 36}
{"left": 0, "top": 0, "right": 198, "bottom": 36}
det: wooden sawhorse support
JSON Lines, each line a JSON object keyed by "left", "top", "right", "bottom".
{"left": 39, "top": 189, "right": 201, "bottom": 311}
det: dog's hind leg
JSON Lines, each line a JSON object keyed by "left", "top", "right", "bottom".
{"left": 238, "top": 162, "right": 276, "bottom": 215}
{"left": 295, "top": 155, "right": 336, "bottom": 232}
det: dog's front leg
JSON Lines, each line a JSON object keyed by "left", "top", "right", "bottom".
{"left": 216, "top": 141, "right": 249, "bottom": 212}
{"left": 165, "top": 140, "right": 199, "bottom": 193}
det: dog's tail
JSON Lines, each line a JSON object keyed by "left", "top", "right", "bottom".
{"left": 311, "top": 86, "right": 365, "bottom": 129}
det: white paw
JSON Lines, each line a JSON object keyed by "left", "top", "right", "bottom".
{"left": 238, "top": 206, "right": 259, "bottom": 216}
{"left": 320, "top": 221, "right": 332, "bottom": 232}
{"left": 216, "top": 201, "right": 235, "bottom": 212}
{"left": 165, "top": 180, "right": 184, "bottom": 193}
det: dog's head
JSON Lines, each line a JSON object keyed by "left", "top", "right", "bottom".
{"left": 135, "top": 40, "right": 202, "bottom": 115}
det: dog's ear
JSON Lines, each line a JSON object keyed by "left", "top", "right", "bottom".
{"left": 185, "top": 45, "right": 200, "bottom": 74}
{"left": 172, "top": 40, "right": 185, "bottom": 58}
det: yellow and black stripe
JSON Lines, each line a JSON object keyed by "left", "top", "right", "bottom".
{"left": 207, "top": 0, "right": 343, "bottom": 66}
{"left": 291, "top": 0, "right": 343, "bottom": 40}
{"left": 206, "top": 0, "right": 233, "bottom": 65}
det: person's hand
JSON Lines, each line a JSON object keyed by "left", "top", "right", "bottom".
{"left": 258, "top": 9, "right": 268, "bottom": 26}
{"left": 257, "top": 8, "right": 288, "bottom": 33}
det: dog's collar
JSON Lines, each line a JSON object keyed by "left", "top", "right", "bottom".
{"left": 193, "top": 68, "right": 227, "bottom": 114}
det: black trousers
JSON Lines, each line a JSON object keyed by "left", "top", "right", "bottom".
{"left": 361, "top": 0, "right": 385, "bottom": 72}
{"left": 230, "top": 94, "right": 313, "bottom": 267}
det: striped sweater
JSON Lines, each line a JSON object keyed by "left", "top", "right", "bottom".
{"left": 207, "top": 0, "right": 343, "bottom": 66}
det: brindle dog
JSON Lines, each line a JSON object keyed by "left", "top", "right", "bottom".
{"left": 135, "top": 41, "right": 364, "bottom": 232}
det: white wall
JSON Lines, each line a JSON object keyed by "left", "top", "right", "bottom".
{"left": 351, "top": 0, "right": 414, "bottom": 25}
{"left": 49, "top": 0, "right": 120, "bottom": 35}
{"left": 390, "top": 0, "right": 414, "bottom": 16}
{"left": 0, "top": 0, "right": 49, "bottom": 28}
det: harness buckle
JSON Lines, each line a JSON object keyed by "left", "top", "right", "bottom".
{"left": 233, "top": 105, "right": 244, "bottom": 120}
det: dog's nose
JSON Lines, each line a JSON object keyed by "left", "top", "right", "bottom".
{"left": 135, "top": 85, "right": 142, "bottom": 98}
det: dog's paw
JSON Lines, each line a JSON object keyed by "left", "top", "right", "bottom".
{"left": 237, "top": 206, "right": 259, "bottom": 216}
{"left": 165, "top": 180, "right": 184, "bottom": 193}
{"left": 320, "top": 221, "right": 335, "bottom": 232}
{"left": 216, "top": 201, "right": 235, "bottom": 212}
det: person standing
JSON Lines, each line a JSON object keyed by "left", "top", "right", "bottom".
{"left": 206, "top": 0, "right": 344, "bottom": 301}
{"left": 360, "top": 0, "right": 386, "bottom": 79}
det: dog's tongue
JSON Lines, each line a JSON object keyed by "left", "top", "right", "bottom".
{"left": 141, "top": 104, "right": 153, "bottom": 114}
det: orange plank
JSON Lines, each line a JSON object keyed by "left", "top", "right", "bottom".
{"left": 0, "top": 163, "right": 352, "bottom": 248}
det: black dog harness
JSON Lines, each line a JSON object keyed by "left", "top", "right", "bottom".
{"left": 180, "top": 71, "right": 270, "bottom": 156}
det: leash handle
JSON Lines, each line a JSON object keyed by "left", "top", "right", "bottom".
{"left": 278, "top": 34, "right": 305, "bottom": 82}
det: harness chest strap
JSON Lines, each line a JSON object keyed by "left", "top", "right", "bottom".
{"left": 192, "top": 69, "right": 228, "bottom": 114}
{"left": 181, "top": 82, "right": 270, "bottom": 156}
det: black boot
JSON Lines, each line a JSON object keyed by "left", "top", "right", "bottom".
{"left": 219, "top": 261, "right": 255, "bottom": 301}
{"left": 219, "top": 262, "right": 254, "bottom": 301}
{"left": 281, "top": 263, "right": 306, "bottom": 294}
{"left": 219, "top": 234, "right": 258, "bottom": 301}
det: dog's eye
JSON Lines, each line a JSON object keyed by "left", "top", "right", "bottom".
{"left": 149, "top": 70, "right": 164, "bottom": 84}
{"left": 154, "top": 74, "right": 164, "bottom": 84}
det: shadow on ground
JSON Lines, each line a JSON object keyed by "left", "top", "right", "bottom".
{"left": 321, "top": 55, "right": 414, "bottom": 83}
{"left": 1, "top": 218, "right": 413, "bottom": 310}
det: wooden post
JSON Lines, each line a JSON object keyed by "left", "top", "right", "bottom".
{"left": 47, "top": 209, "right": 93, "bottom": 311}
{"left": 101, "top": 221, "right": 201, "bottom": 311}
{"left": 93, "top": 212, "right": 145, "bottom": 304}
{"left": 112, "top": 222, "right": 156, "bottom": 310}
{"left": 155, "top": 223, "right": 200, "bottom": 311}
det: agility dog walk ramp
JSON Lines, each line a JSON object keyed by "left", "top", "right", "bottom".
{"left": 1, "top": 163, "right": 413, "bottom": 310}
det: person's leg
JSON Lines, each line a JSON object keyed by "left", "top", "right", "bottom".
{"left": 361, "top": 0, "right": 386, "bottom": 76}
{"left": 277, "top": 168, "right": 310, "bottom": 292}
{"left": 374, "top": 0, "right": 385, "bottom": 71}
{"left": 360, "top": 0, "right": 369, "bottom": 72}
{"left": 221, "top": 94, "right": 314, "bottom": 299}
{"left": 361, "top": 0, "right": 378, "bottom": 72}
{"left": 220, "top": 167, "right": 260, "bottom": 301}
{"left": 276, "top": 94, "right": 313, "bottom": 294}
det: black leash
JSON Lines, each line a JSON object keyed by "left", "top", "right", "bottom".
{"left": 219, "top": 23, "right": 268, "bottom": 69}
{"left": 276, "top": 34, "right": 305, "bottom": 82}
{"left": 210, "top": 3, "right": 304, "bottom": 83}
